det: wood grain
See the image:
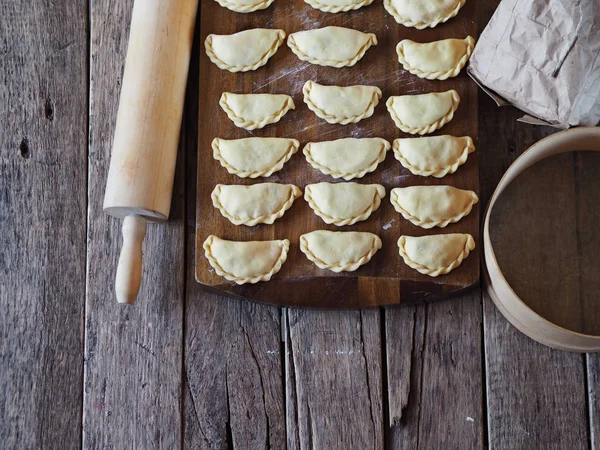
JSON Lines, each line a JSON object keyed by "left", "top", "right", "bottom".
{"left": 488, "top": 152, "right": 583, "bottom": 333}
{"left": 383, "top": 1, "right": 484, "bottom": 447}
{"left": 574, "top": 152, "right": 600, "bottom": 448}
{"left": 480, "top": 100, "right": 590, "bottom": 450}
{"left": 488, "top": 148, "right": 600, "bottom": 339}
{"left": 474, "top": 0, "right": 592, "bottom": 440}
{"left": 83, "top": 0, "right": 185, "bottom": 447}
{"left": 3, "top": 0, "right": 600, "bottom": 448}
{"left": 195, "top": 0, "right": 480, "bottom": 307}
{"left": 385, "top": 305, "right": 421, "bottom": 430}
{"left": 484, "top": 293, "right": 589, "bottom": 450}
{"left": 0, "top": 1, "right": 87, "bottom": 448}
{"left": 588, "top": 354, "right": 600, "bottom": 450}
{"left": 183, "top": 26, "right": 286, "bottom": 449}
{"left": 285, "top": 309, "right": 384, "bottom": 449}
{"left": 572, "top": 151, "right": 600, "bottom": 335}
{"left": 386, "top": 292, "right": 484, "bottom": 449}
{"left": 185, "top": 292, "right": 286, "bottom": 449}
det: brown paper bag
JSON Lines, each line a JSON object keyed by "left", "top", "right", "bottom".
{"left": 468, "top": 0, "right": 600, "bottom": 128}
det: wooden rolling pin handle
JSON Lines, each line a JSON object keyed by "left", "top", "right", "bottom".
{"left": 115, "top": 215, "right": 147, "bottom": 304}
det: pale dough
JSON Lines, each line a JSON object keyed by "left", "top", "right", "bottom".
{"left": 303, "top": 0, "right": 374, "bottom": 13}
{"left": 214, "top": 0, "right": 275, "bottom": 13}
{"left": 397, "top": 36, "right": 475, "bottom": 80}
{"left": 303, "top": 138, "right": 390, "bottom": 180}
{"left": 300, "top": 230, "right": 382, "bottom": 272}
{"left": 305, "top": 182, "right": 386, "bottom": 226}
{"left": 205, "top": 29, "right": 285, "bottom": 72}
{"left": 219, "top": 92, "right": 295, "bottom": 130}
{"left": 211, "top": 183, "right": 302, "bottom": 226}
{"left": 288, "top": 27, "right": 377, "bottom": 68}
{"left": 303, "top": 81, "right": 382, "bottom": 125}
{"left": 390, "top": 185, "right": 478, "bottom": 228}
{"left": 393, "top": 135, "right": 475, "bottom": 178}
{"left": 384, "top": 0, "right": 466, "bottom": 29}
{"left": 398, "top": 233, "right": 475, "bottom": 277}
{"left": 212, "top": 137, "right": 299, "bottom": 178}
{"left": 204, "top": 236, "right": 289, "bottom": 284}
{"left": 386, "top": 90, "right": 460, "bottom": 135}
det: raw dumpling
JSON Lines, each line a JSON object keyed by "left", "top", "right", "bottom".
{"left": 203, "top": 235, "right": 290, "bottom": 284}
{"left": 393, "top": 135, "right": 475, "bottom": 177}
{"left": 205, "top": 29, "right": 285, "bottom": 72}
{"left": 397, "top": 36, "right": 475, "bottom": 80}
{"left": 219, "top": 93, "right": 295, "bottom": 130}
{"left": 303, "top": 81, "right": 382, "bottom": 125}
{"left": 303, "top": 0, "right": 374, "bottom": 13}
{"left": 214, "top": 0, "right": 275, "bottom": 13}
{"left": 390, "top": 185, "right": 478, "bottom": 228}
{"left": 386, "top": 90, "right": 460, "bottom": 135}
{"left": 300, "top": 230, "right": 382, "bottom": 272}
{"left": 398, "top": 233, "right": 475, "bottom": 276}
{"left": 211, "top": 183, "right": 302, "bottom": 226}
{"left": 303, "top": 138, "right": 390, "bottom": 180}
{"left": 212, "top": 137, "right": 299, "bottom": 178}
{"left": 305, "top": 182, "right": 386, "bottom": 226}
{"left": 288, "top": 27, "right": 377, "bottom": 68}
{"left": 383, "top": 0, "right": 466, "bottom": 29}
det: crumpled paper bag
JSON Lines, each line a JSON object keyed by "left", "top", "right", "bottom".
{"left": 467, "top": 0, "right": 600, "bottom": 128}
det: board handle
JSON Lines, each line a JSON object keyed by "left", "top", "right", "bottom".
{"left": 115, "top": 215, "right": 147, "bottom": 304}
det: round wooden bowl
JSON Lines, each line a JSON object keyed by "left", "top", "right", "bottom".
{"left": 484, "top": 127, "right": 600, "bottom": 352}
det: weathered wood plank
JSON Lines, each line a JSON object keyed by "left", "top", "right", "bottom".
{"left": 184, "top": 292, "right": 286, "bottom": 449}
{"left": 475, "top": 0, "right": 590, "bottom": 442}
{"left": 480, "top": 99, "right": 590, "bottom": 450}
{"left": 384, "top": 305, "right": 424, "bottom": 449}
{"left": 588, "top": 354, "right": 600, "bottom": 450}
{"left": 83, "top": 1, "right": 185, "bottom": 447}
{"left": 384, "top": 305, "right": 420, "bottom": 430}
{"left": 380, "top": 0, "right": 483, "bottom": 445}
{"left": 488, "top": 151, "right": 584, "bottom": 332}
{"left": 572, "top": 151, "right": 600, "bottom": 449}
{"left": 386, "top": 293, "right": 484, "bottom": 449}
{"left": 183, "top": 21, "right": 286, "bottom": 447}
{"left": 483, "top": 291, "right": 589, "bottom": 449}
{"left": 285, "top": 309, "right": 384, "bottom": 450}
{"left": 0, "top": 1, "right": 87, "bottom": 448}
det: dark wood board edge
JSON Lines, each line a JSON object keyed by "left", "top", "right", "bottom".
{"left": 195, "top": 276, "right": 480, "bottom": 308}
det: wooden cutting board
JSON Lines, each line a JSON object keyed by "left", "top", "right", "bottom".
{"left": 195, "top": 0, "right": 479, "bottom": 308}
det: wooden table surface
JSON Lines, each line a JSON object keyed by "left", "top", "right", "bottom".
{"left": 1, "top": 1, "right": 598, "bottom": 449}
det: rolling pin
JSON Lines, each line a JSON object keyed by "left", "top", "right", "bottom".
{"left": 103, "top": 0, "right": 198, "bottom": 304}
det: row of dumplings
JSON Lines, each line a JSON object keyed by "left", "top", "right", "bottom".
{"left": 206, "top": 27, "right": 474, "bottom": 80}
{"left": 213, "top": 135, "right": 475, "bottom": 180}
{"left": 212, "top": 183, "right": 478, "bottom": 228}
{"left": 220, "top": 84, "right": 461, "bottom": 135}
{"left": 204, "top": 231, "right": 476, "bottom": 283}
{"left": 214, "top": 0, "right": 467, "bottom": 31}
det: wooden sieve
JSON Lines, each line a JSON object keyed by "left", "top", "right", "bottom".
{"left": 484, "top": 127, "right": 600, "bottom": 352}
